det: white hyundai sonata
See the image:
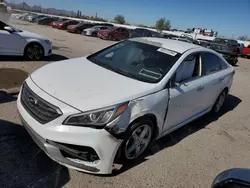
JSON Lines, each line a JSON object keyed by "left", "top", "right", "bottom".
{"left": 0, "top": 20, "right": 52, "bottom": 60}
{"left": 17, "top": 38, "right": 234, "bottom": 174}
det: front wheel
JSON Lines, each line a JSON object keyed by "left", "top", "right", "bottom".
{"left": 24, "top": 43, "right": 44, "bottom": 61}
{"left": 92, "top": 32, "right": 97, "bottom": 37}
{"left": 120, "top": 119, "right": 153, "bottom": 161}
{"left": 231, "top": 58, "right": 238, "bottom": 66}
{"left": 211, "top": 89, "right": 227, "bottom": 114}
{"left": 76, "top": 29, "right": 81, "bottom": 34}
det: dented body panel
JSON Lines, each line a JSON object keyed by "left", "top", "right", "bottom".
{"left": 17, "top": 38, "right": 235, "bottom": 174}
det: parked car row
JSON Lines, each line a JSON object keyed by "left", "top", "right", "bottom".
{"left": 12, "top": 13, "right": 247, "bottom": 65}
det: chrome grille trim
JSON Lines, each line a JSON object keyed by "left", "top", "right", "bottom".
{"left": 21, "top": 82, "right": 62, "bottom": 124}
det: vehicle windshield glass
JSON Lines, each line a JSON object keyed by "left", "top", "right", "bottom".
{"left": 87, "top": 40, "right": 181, "bottom": 83}
{"left": 214, "top": 38, "right": 238, "bottom": 45}
{"left": 0, "top": 21, "right": 22, "bottom": 32}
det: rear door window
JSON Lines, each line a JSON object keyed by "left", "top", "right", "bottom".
{"left": 201, "top": 53, "right": 222, "bottom": 75}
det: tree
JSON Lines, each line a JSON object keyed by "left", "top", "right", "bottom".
{"left": 155, "top": 17, "right": 171, "bottom": 31}
{"left": 238, "top": 36, "right": 248, "bottom": 41}
{"left": 114, "top": 15, "right": 125, "bottom": 24}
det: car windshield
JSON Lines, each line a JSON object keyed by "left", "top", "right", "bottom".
{"left": 0, "top": 21, "right": 22, "bottom": 32}
{"left": 87, "top": 40, "right": 181, "bottom": 83}
{"left": 214, "top": 38, "right": 238, "bottom": 45}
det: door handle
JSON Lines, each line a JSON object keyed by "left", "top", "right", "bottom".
{"left": 197, "top": 86, "right": 204, "bottom": 91}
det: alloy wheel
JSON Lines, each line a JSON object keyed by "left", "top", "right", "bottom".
{"left": 124, "top": 124, "right": 152, "bottom": 160}
{"left": 27, "top": 44, "right": 43, "bottom": 60}
{"left": 215, "top": 91, "right": 226, "bottom": 112}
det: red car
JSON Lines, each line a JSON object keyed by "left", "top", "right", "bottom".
{"left": 98, "top": 27, "right": 129, "bottom": 40}
{"left": 67, "top": 23, "right": 94, "bottom": 34}
{"left": 51, "top": 19, "right": 68, "bottom": 28}
{"left": 57, "top": 20, "right": 79, "bottom": 30}
{"left": 242, "top": 44, "right": 250, "bottom": 58}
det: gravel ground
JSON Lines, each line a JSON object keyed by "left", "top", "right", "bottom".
{"left": 1, "top": 18, "right": 250, "bottom": 188}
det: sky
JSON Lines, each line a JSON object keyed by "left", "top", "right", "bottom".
{"left": 12, "top": 0, "right": 250, "bottom": 37}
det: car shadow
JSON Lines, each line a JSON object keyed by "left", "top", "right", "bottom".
{"left": 0, "top": 120, "right": 70, "bottom": 187}
{"left": 0, "top": 91, "right": 18, "bottom": 104}
{"left": 112, "top": 94, "right": 242, "bottom": 176}
{"left": 0, "top": 54, "right": 69, "bottom": 62}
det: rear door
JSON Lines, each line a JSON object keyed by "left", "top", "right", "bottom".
{"left": 113, "top": 28, "right": 122, "bottom": 39}
{"left": 120, "top": 28, "right": 129, "bottom": 39}
{"left": 199, "top": 52, "right": 226, "bottom": 109}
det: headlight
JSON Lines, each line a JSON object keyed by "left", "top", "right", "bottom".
{"left": 63, "top": 102, "right": 129, "bottom": 127}
{"left": 44, "top": 40, "right": 51, "bottom": 44}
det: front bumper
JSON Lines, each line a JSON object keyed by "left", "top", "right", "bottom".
{"left": 43, "top": 43, "right": 52, "bottom": 57}
{"left": 17, "top": 78, "right": 122, "bottom": 174}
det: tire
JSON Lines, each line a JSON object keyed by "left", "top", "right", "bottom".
{"left": 231, "top": 59, "right": 238, "bottom": 66}
{"left": 108, "top": 35, "right": 113, "bottom": 41}
{"left": 91, "top": 32, "right": 97, "bottom": 37}
{"left": 211, "top": 89, "right": 227, "bottom": 114}
{"left": 76, "top": 29, "right": 81, "bottom": 34}
{"left": 24, "top": 43, "right": 44, "bottom": 61}
{"left": 120, "top": 119, "right": 154, "bottom": 161}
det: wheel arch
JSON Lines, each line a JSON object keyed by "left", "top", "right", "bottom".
{"left": 23, "top": 41, "right": 45, "bottom": 56}
{"left": 128, "top": 113, "right": 159, "bottom": 140}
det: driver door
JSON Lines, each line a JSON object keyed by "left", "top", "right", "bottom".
{"left": 163, "top": 54, "right": 207, "bottom": 132}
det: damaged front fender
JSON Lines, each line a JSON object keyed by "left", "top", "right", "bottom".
{"left": 105, "top": 89, "right": 169, "bottom": 139}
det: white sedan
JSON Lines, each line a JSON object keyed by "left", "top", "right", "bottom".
{"left": 17, "top": 38, "right": 234, "bottom": 174}
{"left": 0, "top": 20, "right": 52, "bottom": 60}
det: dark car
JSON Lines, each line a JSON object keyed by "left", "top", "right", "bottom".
{"left": 130, "top": 28, "right": 163, "bottom": 38}
{"left": 38, "top": 17, "right": 59, "bottom": 25}
{"left": 67, "top": 22, "right": 94, "bottom": 34}
{"left": 51, "top": 18, "right": 68, "bottom": 28}
{"left": 33, "top": 15, "right": 47, "bottom": 22}
{"left": 94, "top": 23, "right": 114, "bottom": 27}
{"left": 162, "top": 33, "right": 178, "bottom": 39}
{"left": 212, "top": 168, "right": 250, "bottom": 188}
{"left": 57, "top": 20, "right": 79, "bottom": 30}
{"left": 210, "top": 37, "right": 238, "bottom": 65}
{"left": 198, "top": 40, "right": 212, "bottom": 48}
{"left": 98, "top": 27, "right": 130, "bottom": 40}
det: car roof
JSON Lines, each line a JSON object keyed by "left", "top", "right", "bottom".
{"left": 214, "top": 37, "right": 237, "bottom": 41}
{"left": 129, "top": 37, "right": 202, "bottom": 53}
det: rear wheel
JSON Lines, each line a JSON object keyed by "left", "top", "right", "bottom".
{"left": 211, "top": 89, "right": 227, "bottom": 114}
{"left": 24, "top": 43, "right": 44, "bottom": 61}
{"left": 231, "top": 58, "right": 238, "bottom": 66}
{"left": 108, "top": 35, "right": 114, "bottom": 41}
{"left": 92, "top": 32, "right": 97, "bottom": 37}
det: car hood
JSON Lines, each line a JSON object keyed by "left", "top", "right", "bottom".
{"left": 30, "top": 57, "right": 158, "bottom": 112}
{"left": 17, "top": 30, "right": 47, "bottom": 40}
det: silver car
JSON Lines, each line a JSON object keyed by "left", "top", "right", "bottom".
{"left": 82, "top": 25, "right": 112, "bottom": 37}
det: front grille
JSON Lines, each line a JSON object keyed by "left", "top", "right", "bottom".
{"left": 21, "top": 82, "right": 62, "bottom": 124}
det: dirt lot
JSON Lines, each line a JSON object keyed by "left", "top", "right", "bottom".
{"left": 1, "top": 18, "right": 250, "bottom": 188}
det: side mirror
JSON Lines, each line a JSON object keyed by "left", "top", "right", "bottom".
{"left": 169, "top": 73, "right": 181, "bottom": 88}
{"left": 4, "top": 26, "right": 14, "bottom": 33}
